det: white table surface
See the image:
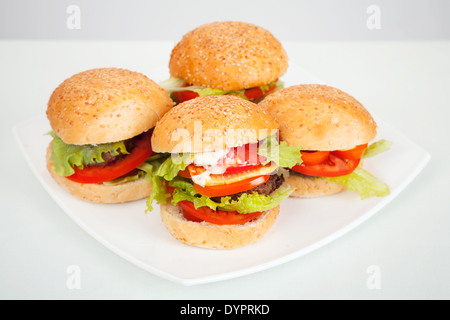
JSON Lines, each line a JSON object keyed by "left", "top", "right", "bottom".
{"left": 0, "top": 40, "right": 449, "bottom": 299}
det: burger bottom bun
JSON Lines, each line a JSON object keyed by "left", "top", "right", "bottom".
{"left": 287, "top": 173, "right": 346, "bottom": 198}
{"left": 46, "top": 143, "right": 151, "bottom": 203}
{"left": 159, "top": 203, "right": 280, "bottom": 249}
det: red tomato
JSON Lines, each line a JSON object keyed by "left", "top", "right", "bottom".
{"left": 224, "top": 164, "right": 257, "bottom": 174}
{"left": 193, "top": 175, "right": 269, "bottom": 197}
{"left": 179, "top": 205, "right": 204, "bottom": 223}
{"left": 67, "top": 130, "right": 154, "bottom": 184}
{"left": 244, "top": 87, "right": 264, "bottom": 100}
{"left": 292, "top": 144, "right": 368, "bottom": 177}
{"left": 292, "top": 154, "right": 360, "bottom": 177}
{"left": 177, "top": 200, "right": 263, "bottom": 225}
{"left": 300, "top": 151, "right": 330, "bottom": 165}
{"left": 177, "top": 168, "right": 191, "bottom": 179}
{"left": 171, "top": 90, "right": 199, "bottom": 104}
{"left": 244, "top": 82, "right": 277, "bottom": 100}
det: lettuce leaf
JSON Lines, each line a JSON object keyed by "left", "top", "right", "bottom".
{"left": 158, "top": 77, "right": 188, "bottom": 92}
{"left": 153, "top": 153, "right": 195, "bottom": 181}
{"left": 146, "top": 175, "right": 171, "bottom": 212}
{"left": 258, "top": 134, "right": 302, "bottom": 168}
{"left": 166, "top": 177, "right": 292, "bottom": 214}
{"left": 325, "top": 167, "right": 390, "bottom": 199}
{"left": 48, "top": 131, "right": 129, "bottom": 177}
{"left": 141, "top": 154, "right": 174, "bottom": 212}
{"left": 324, "top": 139, "right": 392, "bottom": 199}
{"left": 190, "top": 87, "right": 229, "bottom": 96}
{"left": 138, "top": 154, "right": 168, "bottom": 179}
{"left": 363, "top": 139, "right": 392, "bottom": 158}
{"left": 144, "top": 154, "right": 195, "bottom": 211}
{"left": 216, "top": 184, "right": 292, "bottom": 213}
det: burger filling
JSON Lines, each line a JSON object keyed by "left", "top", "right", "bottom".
{"left": 146, "top": 134, "right": 302, "bottom": 225}
{"left": 48, "top": 130, "right": 157, "bottom": 185}
{"left": 210, "top": 174, "right": 285, "bottom": 202}
{"left": 290, "top": 139, "right": 392, "bottom": 199}
{"left": 159, "top": 77, "right": 283, "bottom": 104}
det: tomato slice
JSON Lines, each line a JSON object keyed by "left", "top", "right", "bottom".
{"left": 332, "top": 144, "right": 368, "bottom": 160}
{"left": 177, "top": 168, "right": 191, "bottom": 179}
{"left": 177, "top": 200, "right": 263, "bottom": 225}
{"left": 171, "top": 90, "right": 199, "bottom": 104}
{"left": 244, "top": 87, "right": 264, "bottom": 100}
{"left": 178, "top": 204, "right": 204, "bottom": 223}
{"left": 292, "top": 154, "right": 360, "bottom": 177}
{"left": 300, "top": 150, "right": 330, "bottom": 166}
{"left": 193, "top": 175, "right": 269, "bottom": 197}
{"left": 67, "top": 130, "right": 154, "bottom": 184}
{"left": 224, "top": 164, "right": 256, "bottom": 174}
{"left": 244, "top": 82, "right": 277, "bottom": 100}
{"left": 292, "top": 144, "right": 368, "bottom": 177}
{"left": 167, "top": 182, "right": 263, "bottom": 225}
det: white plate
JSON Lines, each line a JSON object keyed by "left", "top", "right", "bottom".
{"left": 13, "top": 64, "right": 430, "bottom": 286}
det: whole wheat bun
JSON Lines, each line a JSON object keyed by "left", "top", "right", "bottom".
{"left": 159, "top": 203, "right": 279, "bottom": 249}
{"left": 286, "top": 173, "right": 346, "bottom": 198}
{"left": 46, "top": 68, "right": 173, "bottom": 145}
{"left": 46, "top": 143, "right": 151, "bottom": 203}
{"left": 258, "top": 84, "right": 377, "bottom": 151}
{"left": 169, "top": 21, "right": 288, "bottom": 91}
{"left": 151, "top": 95, "right": 279, "bottom": 153}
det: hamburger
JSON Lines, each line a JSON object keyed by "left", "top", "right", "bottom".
{"left": 258, "top": 84, "right": 391, "bottom": 199}
{"left": 46, "top": 68, "right": 173, "bottom": 203}
{"left": 146, "top": 95, "right": 302, "bottom": 249}
{"left": 160, "top": 21, "right": 288, "bottom": 104}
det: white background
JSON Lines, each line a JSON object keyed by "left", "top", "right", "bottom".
{"left": 1, "top": 0, "right": 449, "bottom": 299}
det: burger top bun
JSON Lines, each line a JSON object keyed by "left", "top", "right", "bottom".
{"left": 169, "top": 21, "right": 288, "bottom": 91}
{"left": 151, "top": 95, "right": 279, "bottom": 153}
{"left": 46, "top": 68, "right": 173, "bottom": 145}
{"left": 258, "top": 84, "right": 377, "bottom": 151}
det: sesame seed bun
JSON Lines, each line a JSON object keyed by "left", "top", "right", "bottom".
{"left": 159, "top": 203, "right": 279, "bottom": 249}
{"left": 169, "top": 21, "right": 288, "bottom": 91}
{"left": 259, "top": 84, "right": 376, "bottom": 198}
{"left": 151, "top": 95, "right": 279, "bottom": 153}
{"left": 258, "top": 84, "right": 377, "bottom": 151}
{"left": 46, "top": 68, "right": 173, "bottom": 145}
{"left": 46, "top": 143, "right": 151, "bottom": 203}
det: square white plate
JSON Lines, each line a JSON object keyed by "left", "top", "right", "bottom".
{"left": 13, "top": 64, "right": 430, "bottom": 286}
